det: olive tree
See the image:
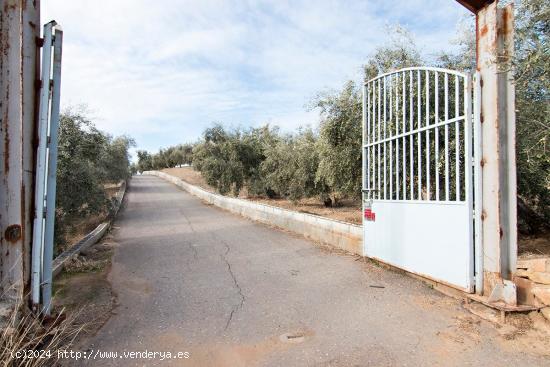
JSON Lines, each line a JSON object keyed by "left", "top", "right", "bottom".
{"left": 437, "top": 1, "right": 550, "bottom": 233}
{"left": 261, "top": 128, "right": 326, "bottom": 202}
{"left": 55, "top": 110, "right": 134, "bottom": 251}
{"left": 314, "top": 81, "right": 362, "bottom": 202}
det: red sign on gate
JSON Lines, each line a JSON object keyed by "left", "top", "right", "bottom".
{"left": 364, "top": 208, "right": 376, "bottom": 221}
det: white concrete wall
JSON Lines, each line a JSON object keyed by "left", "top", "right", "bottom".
{"left": 145, "top": 171, "right": 364, "bottom": 256}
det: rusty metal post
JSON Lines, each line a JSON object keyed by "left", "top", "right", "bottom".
{"left": 0, "top": 0, "right": 40, "bottom": 311}
{"left": 476, "top": 1, "right": 517, "bottom": 298}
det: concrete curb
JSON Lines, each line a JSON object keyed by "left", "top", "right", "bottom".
{"left": 144, "top": 171, "right": 364, "bottom": 256}
{"left": 52, "top": 180, "right": 127, "bottom": 277}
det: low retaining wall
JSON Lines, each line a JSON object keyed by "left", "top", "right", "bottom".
{"left": 52, "top": 180, "right": 127, "bottom": 277}
{"left": 144, "top": 171, "right": 364, "bottom": 256}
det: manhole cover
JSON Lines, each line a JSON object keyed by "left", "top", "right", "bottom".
{"left": 279, "top": 332, "right": 305, "bottom": 344}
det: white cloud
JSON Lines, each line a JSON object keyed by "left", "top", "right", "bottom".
{"left": 42, "top": 0, "right": 470, "bottom": 152}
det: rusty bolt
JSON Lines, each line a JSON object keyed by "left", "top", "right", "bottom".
{"left": 4, "top": 224, "right": 22, "bottom": 243}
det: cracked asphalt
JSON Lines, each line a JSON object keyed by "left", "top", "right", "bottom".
{"left": 80, "top": 175, "right": 550, "bottom": 366}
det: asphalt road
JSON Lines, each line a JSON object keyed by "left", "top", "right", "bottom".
{"left": 81, "top": 175, "right": 549, "bottom": 366}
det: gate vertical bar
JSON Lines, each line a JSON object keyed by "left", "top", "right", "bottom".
{"left": 417, "top": 70, "right": 422, "bottom": 199}
{"left": 435, "top": 72, "right": 440, "bottom": 200}
{"left": 455, "top": 75, "right": 460, "bottom": 201}
{"left": 376, "top": 82, "right": 380, "bottom": 199}
{"left": 395, "top": 74, "right": 399, "bottom": 200}
{"left": 425, "top": 71, "right": 430, "bottom": 200}
{"left": 377, "top": 79, "right": 381, "bottom": 199}
{"left": 31, "top": 21, "right": 55, "bottom": 307}
{"left": 409, "top": 71, "right": 414, "bottom": 199}
{"left": 402, "top": 72, "right": 406, "bottom": 199}
{"left": 389, "top": 76, "right": 393, "bottom": 199}
{"left": 444, "top": 74, "right": 450, "bottom": 200}
{"left": 473, "top": 71, "right": 483, "bottom": 294}
{"left": 362, "top": 84, "right": 367, "bottom": 193}
{"left": 464, "top": 73, "right": 475, "bottom": 292}
{"left": 383, "top": 77, "right": 387, "bottom": 200}
{"left": 42, "top": 26, "right": 63, "bottom": 315}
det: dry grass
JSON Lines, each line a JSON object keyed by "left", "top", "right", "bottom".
{"left": 519, "top": 230, "right": 550, "bottom": 256}
{"left": 60, "top": 183, "right": 123, "bottom": 254}
{"left": 61, "top": 215, "right": 106, "bottom": 253}
{"left": 0, "top": 294, "right": 84, "bottom": 366}
{"left": 62, "top": 255, "right": 109, "bottom": 274}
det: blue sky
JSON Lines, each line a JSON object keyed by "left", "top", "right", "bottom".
{"left": 42, "top": 1, "right": 471, "bottom": 156}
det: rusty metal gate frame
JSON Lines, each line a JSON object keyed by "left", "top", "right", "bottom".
{"left": 362, "top": 66, "right": 481, "bottom": 293}
{"left": 31, "top": 21, "right": 63, "bottom": 314}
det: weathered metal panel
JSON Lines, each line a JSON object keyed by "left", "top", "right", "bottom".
{"left": 0, "top": 0, "right": 40, "bottom": 302}
{"left": 31, "top": 21, "right": 55, "bottom": 307}
{"left": 42, "top": 26, "right": 63, "bottom": 314}
{"left": 365, "top": 201, "right": 473, "bottom": 291}
{"left": 497, "top": 4, "right": 517, "bottom": 284}
{"left": 476, "top": 1, "right": 517, "bottom": 296}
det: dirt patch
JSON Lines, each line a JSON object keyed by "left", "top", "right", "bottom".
{"left": 161, "top": 167, "right": 362, "bottom": 224}
{"left": 163, "top": 167, "right": 214, "bottom": 192}
{"left": 519, "top": 230, "right": 550, "bottom": 256}
{"left": 250, "top": 197, "right": 361, "bottom": 224}
{"left": 496, "top": 317, "right": 550, "bottom": 357}
{"left": 53, "top": 237, "right": 117, "bottom": 350}
{"left": 142, "top": 329, "right": 314, "bottom": 367}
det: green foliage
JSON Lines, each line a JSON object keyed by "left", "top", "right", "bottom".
{"left": 137, "top": 144, "right": 194, "bottom": 172}
{"left": 261, "top": 128, "right": 326, "bottom": 202}
{"left": 193, "top": 124, "right": 276, "bottom": 196}
{"left": 55, "top": 110, "right": 134, "bottom": 248}
{"left": 98, "top": 135, "right": 135, "bottom": 182}
{"left": 436, "top": 1, "right": 550, "bottom": 232}
{"left": 314, "top": 81, "right": 362, "bottom": 200}
{"left": 308, "top": 28, "right": 422, "bottom": 201}
{"left": 136, "top": 150, "right": 153, "bottom": 172}
{"left": 514, "top": 0, "right": 550, "bottom": 232}
{"left": 193, "top": 125, "right": 243, "bottom": 195}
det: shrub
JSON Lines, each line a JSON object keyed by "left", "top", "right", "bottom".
{"left": 55, "top": 110, "right": 134, "bottom": 250}
{"left": 261, "top": 128, "right": 326, "bottom": 202}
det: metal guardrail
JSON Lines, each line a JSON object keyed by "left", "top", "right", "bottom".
{"left": 51, "top": 181, "right": 127, "bottom": 278}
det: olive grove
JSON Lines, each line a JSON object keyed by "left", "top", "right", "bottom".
{"left": 138, "top": 1, "right": 549, "bottom": 233}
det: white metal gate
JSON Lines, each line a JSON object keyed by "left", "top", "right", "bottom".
{"left": 362, "top": 67, "right": 478, "bottom": 292}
